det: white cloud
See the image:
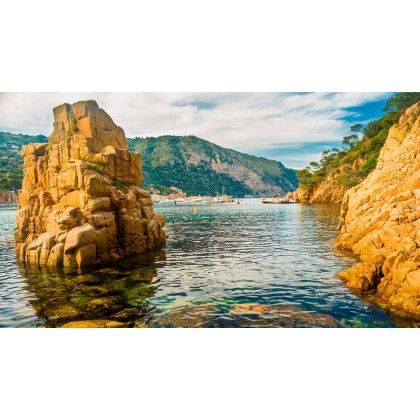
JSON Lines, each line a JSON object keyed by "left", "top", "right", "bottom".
{"left": 0, "top": 92, "right": 390, "bottom": 168}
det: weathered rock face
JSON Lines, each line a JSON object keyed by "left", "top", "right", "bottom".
{"left": 288, "top": 182, "right": 346, "bottom": 204}
{"left": 15, "top": 100, "right": 166, "bottom": 270}
{"left": 335, "top": 103, "right": 420, "bottom": 315}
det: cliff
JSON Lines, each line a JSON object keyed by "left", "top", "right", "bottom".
{"left": 15, "top": 100, "right": 166, "bottom": 270}
{"left": 127, "top": 136, "right": 298, "bottom": 196}
{"left": 335, "top": 102, "right": 420, "bottom": 315}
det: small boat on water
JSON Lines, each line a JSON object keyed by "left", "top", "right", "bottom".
{"left": 261, "top": 195, "right": 297, "bottom": 204}
{"left": 174, "top": 198, "right": 188, "bottom": 203}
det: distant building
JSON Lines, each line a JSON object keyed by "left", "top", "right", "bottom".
{"left": 170, "top": 186, "right": 183, "bottom": 194}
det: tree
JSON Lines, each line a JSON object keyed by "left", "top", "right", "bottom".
{"left": 342, "top": 134, "right": 358, "bottom": 149}
{"left": 383, "top": 92, "right": 420, "bottom": 113}
{"left": 350, "top": 123, "right": 364, "bottom": 133}
{"left": 296, "top": 168, "right": 312, "bottom": 186}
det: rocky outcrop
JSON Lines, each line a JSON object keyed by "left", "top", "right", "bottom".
{"left": 15, "top": 100, "right": 166, "bottom": 270}
{"left": 335, "top": 103, "right": 420, "bottom": 315}
{"left": 287, "top": 181, "right": 346, "bottom": 204}
{"left": 0, "top": 190, "right": 17, "bottom": 204}
{"left": 287, "top": 159, "right": 366, "bottom": 204}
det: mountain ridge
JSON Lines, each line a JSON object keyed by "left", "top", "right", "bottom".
{"left": 127, "top": 135, "right": 298, "bottom": 196}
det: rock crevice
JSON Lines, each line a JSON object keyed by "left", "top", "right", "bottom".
{"left": 15, "top": 100, "right": 166, "bottom": 269}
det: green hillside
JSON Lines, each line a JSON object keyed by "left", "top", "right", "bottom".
{"left": 127, "top": 135, "right": 298, "bottom": 196}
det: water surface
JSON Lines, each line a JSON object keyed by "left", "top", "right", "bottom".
{"left": 1, "top": 200, "right": 418, "bottom": 327}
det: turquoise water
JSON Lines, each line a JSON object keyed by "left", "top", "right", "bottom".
{"left": 1, "top": 200, "right": 419, "bottom": 327}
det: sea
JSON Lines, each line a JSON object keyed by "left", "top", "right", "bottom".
{"left": 1, "top": 199, "right": 419, "bottom": 327}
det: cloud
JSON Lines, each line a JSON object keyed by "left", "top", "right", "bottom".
{"left": 0, "top": 92, "right": 391, "bottom": 168}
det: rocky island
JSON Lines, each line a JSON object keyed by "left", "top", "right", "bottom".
{"left": 336, "top": 103, "right": 420, "bottom": 315}
{"left": 14, "top": 100, "right": 166, "bottom": 270}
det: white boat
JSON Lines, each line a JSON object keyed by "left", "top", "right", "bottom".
{"left": 261, "top": 195, "right": 297, "bottom": 204}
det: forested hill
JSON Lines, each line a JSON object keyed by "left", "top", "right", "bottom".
{"left": 0, "top": 132, "right": 297, "bottom": 197}
{"left": 127, "top": 135, "right": 298, "bottom": 196}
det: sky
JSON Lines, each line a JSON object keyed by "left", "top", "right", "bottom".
{"left": 0, "top": 92, "right": 393, "bottom": 169}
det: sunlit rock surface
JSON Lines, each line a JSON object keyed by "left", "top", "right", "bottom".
{"left": 15, "top": 100, "right": 166, "bottom": 269}
{"left": 336, "top": 103, "right": 420, "bottom": 315}
{"left": 288, "top": 181, "right": 347, "bottom": 204}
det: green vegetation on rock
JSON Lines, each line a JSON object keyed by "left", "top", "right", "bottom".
{"left": 296, "top": 92, "right": 420, "bottom": 191}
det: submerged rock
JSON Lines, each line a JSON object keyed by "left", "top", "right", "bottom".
{"left": 336, "top": 102, "right": 420, "bottom": 315}
{"left": 149, "top": 305, "right": 238, "bottom": 328}
{"left": 148, "top": 303, "right": 338, "bottom": 328}
{"left": 60, "top": 320, "right": 125, "bottom": 328}
{"left": 230, "top": 303, "right": 339, "bottom": 328}
{"left": 21, "top": 256, "right": 160, "bottom": 328}
{"left": 15, "top": 100, "right": 166, "bottom": 269}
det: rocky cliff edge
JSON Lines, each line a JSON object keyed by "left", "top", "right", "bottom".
{"left": 335, "top": 102, "right": 420, "bottom": 315}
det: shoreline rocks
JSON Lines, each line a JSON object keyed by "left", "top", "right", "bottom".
{"left": 286, "top": 159, "right": 366, "bottom": 204}
{"left": 335, "top": 103, "right": 420, "bottom": 315}
{"left": 15, "top": 100, "right": 166, "bottom": 269}
{"left": 287, "top": 181, "right": 346, "bottom": 204}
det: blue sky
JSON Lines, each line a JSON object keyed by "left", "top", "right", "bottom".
{"left": 0, "top": 92, "right": 393, "bottom": 169}
{"left": 263, "top": 96, "right": 392, "bottom": 167}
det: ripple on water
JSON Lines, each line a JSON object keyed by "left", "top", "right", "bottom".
{"left": 1, "top": 202, "right": 420, "bottom": 327}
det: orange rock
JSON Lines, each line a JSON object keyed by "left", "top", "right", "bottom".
{"left": 336, "top": 103, "right": 420, "bottom": 315}
{"left": 15, "top": 100, "right": 166, "bottom": 270}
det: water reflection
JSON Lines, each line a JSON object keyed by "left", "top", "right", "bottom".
{"left": 16, "top": 250, "right": 166, "bottom": 327}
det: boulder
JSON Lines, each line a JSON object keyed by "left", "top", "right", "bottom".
{"left": 64, "top": 224, "right": 96, "bottom": 253}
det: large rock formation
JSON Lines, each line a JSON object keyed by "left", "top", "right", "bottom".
{"left": 15, "top": 100, "right": 166, "bottom": 270}
{"left": 336, "top": 103, "right": 420, "bottom": 314}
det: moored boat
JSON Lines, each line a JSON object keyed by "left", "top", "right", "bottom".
{"left": 261, "top": 195, "right": 297, "bottom": 204}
